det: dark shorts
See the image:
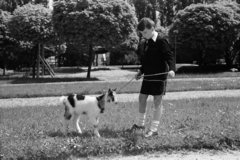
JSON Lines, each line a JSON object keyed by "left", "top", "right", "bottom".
{"left": 140, "top": 79, "right": 167, "bottom": 96}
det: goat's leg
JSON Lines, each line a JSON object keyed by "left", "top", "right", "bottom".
{"left": 89, "top": 116, "right": 100, "bottom": 137}
{"left": 73, "top": 113, "right": 82, "bottom": 134}
{"left": 62, "top": 118, "right": 70, "bottom": 135}
{"left": 62, "top": 112, "right": 72, "bottom": 135}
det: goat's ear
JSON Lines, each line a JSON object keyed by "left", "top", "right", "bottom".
{"left": 113, "top": 88, "right": 117, "bottom": 91}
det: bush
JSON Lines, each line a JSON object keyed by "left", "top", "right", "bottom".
{"left": 110, "top": 51, "right": 140, "bottom": 65}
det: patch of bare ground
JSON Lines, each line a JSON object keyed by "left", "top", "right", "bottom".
{"left": 1, "top": 90, "right": 240, "bottom": 108}
{"left": 96, "top": 150, "right": 240, "bottom": 160}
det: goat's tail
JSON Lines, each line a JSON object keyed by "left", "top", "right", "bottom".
{"left": 60, "top": 96, "right": 67, "bottom": 103}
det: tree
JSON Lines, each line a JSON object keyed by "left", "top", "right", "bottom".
{"left": 0, "top": 0, "right": 50, "bottom": 13}
{"left": 8, "top": 3, "right": 60, "bottom": 78}
{"left": 130, "top": 0, "right": 157, "bottom": 21}
{"left": 52, "top": 0, "right": 138, "bottom": 78}
{"left": 168, "top": 2, "right": 240, "bottom": 66}
{"left": 0, "top": 9, "right": 17, "bottom": 76}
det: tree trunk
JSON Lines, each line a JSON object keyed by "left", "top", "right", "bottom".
{"left": 3, "top": 51, "right": 6, "bottom": 76}
{"left": 58, "top": 55, "right": 61, "bottom": 67}
{"left": 87, "top": 44, "right": 93, "bottom": 78}
{"left": 225, "top": 50, "right": 233, "bottom": 68}
{"left": 238, "top": 51, "right": 240, "bottom": 69}
{"left": 32, "top": 45, "right": 38, "bottom": 79}
{"left": 42, "top": 44, "right": 45, "bottom": 76}
{"left": 96, "top": 54, "right": 98, "bottom": 66}
{"left": 37, "top": 44, "right": 40, "bottom": 78}
{"left": 197, "top": 50, "right": 204, "bottom": 66}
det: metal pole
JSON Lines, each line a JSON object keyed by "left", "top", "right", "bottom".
{"left": 175, "top": 35, "right": 176, "bottom": 64}
{"left": 37, "top": 44, "right": 40, "bottom": 78}
{"left": 173, "top": 30, "right": 178, "bottom": 64}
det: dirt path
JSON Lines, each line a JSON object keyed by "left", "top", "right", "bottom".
{"left": 98, "top": 150, "right": 240, "bottom": 160}
{"left": 1, "top": 89, "right": 240, "bottom": 108}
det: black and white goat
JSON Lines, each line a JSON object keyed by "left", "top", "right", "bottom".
{"left": 60, "top": 88, "right": 117, "bottom": 137}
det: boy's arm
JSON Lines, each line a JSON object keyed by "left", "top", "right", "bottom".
{"left": 137, "top": 57, "right": 144, "bottom": 80}
{"left": 160, "top": 39, "right": 176, "bottom": 72}
{"left": 136, "top": 39, "right": 146, "bottom": 80}
{"left": 160, "top": 39, "right": 176, "bottom": 77}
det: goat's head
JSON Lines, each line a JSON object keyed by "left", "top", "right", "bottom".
{"left": 60, "top": 96, "right": 73, "bottom": 120}
{"left": 106, "top": 88, "right": 117, "bottom": 104}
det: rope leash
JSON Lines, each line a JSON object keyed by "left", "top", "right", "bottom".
{"left": 117, "top": 76, "right": 136, "bottom": 93}
{"left": 118, "top": 71, "right": 169, "bottom": 92}
{"left": 117, "top": 71, "right": 169, "bottom": 111}
{"left": 140, "top": 71, "right": 169, "bottom": 78}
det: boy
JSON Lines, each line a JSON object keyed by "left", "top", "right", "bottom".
{"left": 132, "top": 17, "right": 175, "bottom": 138}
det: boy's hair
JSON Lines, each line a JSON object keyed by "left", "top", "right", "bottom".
{"left": 137, "top": 17, "right": 155, "bottom": 31}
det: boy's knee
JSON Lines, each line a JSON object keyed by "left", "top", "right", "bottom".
{"left": 154, "top": 96, "right": 163, "bottom": 104}
{"left": 139, "top": 94, "right": 148, "bottom": 103}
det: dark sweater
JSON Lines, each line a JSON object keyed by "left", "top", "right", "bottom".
{"left": 139, "top": 35, "right": 175, "bottom": 80}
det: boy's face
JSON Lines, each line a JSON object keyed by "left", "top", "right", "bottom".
{"left": 140, "top": 27, "right": 154, "bottom": 40}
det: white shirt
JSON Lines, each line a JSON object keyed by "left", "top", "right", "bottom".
{"left": 150, "top": 31, "right": 158, "bottom": 42}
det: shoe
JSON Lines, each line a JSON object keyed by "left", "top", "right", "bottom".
{"left": 131, "top": 124, "right": 145, "bottom": 134}
{"left": 144, "top": 130, "right": 158, "bottom": 138}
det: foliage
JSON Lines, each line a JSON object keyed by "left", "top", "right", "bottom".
{"left": 0, "top": 10, "right": 35, "bottom": 70}
{"left": 0, "top": 10, "right": 18, "bottom": 72}
{"left": 110, "top": 50, "right": 140, "bottom": 65}
{"left": 156, "top": 25, "right": 169, "bottom": 40}
{"left": 0, "top": 0, "right": 50, "bottom": 13}
{"left": 63, "top": 43, "right": 89, "bottom": 66}
{"left": 117, "top": 32, "right": 139, "bottom": 52}
{"left": 168, "top": 2, "right": 240, "bottom": 65}
{"left": 157, "top": 0, "right": 176, "bottom": 26}
{"left": 8, "top": 3, "right": 56, "bottom": 44}
{"left": 0, "top": 9, "right": 15, "bottom": 49}
{"left": 130, "top": 0, "right": 157, "bottom": 21}
{"left": 52, "top": 0, "right": 138, "bottom": 50}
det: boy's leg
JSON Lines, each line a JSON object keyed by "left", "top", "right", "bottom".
{"left": 145, "top": 95, "right": 163, "bottom": 137}
{"left": 138, "top": 93, "right": 148, "bottom": 126}
{"left": 131, "top": 93, "right": 148, "bottom": 132}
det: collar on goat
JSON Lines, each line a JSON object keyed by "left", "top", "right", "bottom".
{"left": 97, "top": 93, "right": 106, "bottom": 113}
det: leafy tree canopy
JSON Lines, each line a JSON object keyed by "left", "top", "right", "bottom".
{"left": 0, "top": 9, "right": 19, "bottom": 54}
{"left": 52, "top": 0, "right": 138, "bottom": 50}
{"left": 8, "top": 3, "right": 56, "bottom": 44}
{"left": 169, "top": 2, "right": 240, "bottom": 52}
{"left": 0, "top": 10, "right": 12, "bottom": 42}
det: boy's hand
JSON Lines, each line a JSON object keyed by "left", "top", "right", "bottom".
{"left": 168, "top": 70, "right": 175, "bottom": 78}
{"left": 135, "top": 71, "right": 142, "bottom": 80}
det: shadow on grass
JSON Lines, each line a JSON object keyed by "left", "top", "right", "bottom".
{"left": 53, "top": 67, "right": 111, "bottom": 73}
{"left": 0, "top": 77, "right": 99, "bottom": 84}
{"left": 47, "top": 127, "right": 131, "bottom": 139}
{"left": 54, "top": 67, "right": 86, "bottom": 74}
{"left": 91, "top": 67, "right": 111, "bottom": 72}
{"left": 176, "top": 65, "right": 230, "bottom": 74}
{"left": 48, "top": 130, "right": 94, "bottom": 138}
{"left": 121, "top": 64, "right": 231, "bottom": 74}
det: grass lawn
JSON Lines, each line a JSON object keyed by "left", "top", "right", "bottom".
{"left": 2, "top": 64, "right": 240, "bottom": 99}
{"left": 1, "top": 97, "right": 240, "bottom": 159}
{"left": 1, "top": 64, "right": 240, "bottom": 83}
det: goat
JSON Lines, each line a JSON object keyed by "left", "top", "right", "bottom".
{"left": 60, "top": 88, "right": 117, "bottom": 137}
